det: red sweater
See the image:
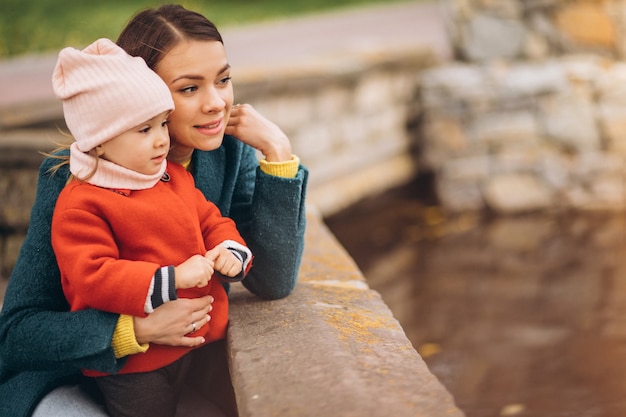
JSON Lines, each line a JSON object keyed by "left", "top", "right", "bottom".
{"left": 52, "top": 162, "right": 248, "bottom": 375}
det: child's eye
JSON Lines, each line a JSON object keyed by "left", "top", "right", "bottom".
{"left": 161, "top": 120, "right": 170, "bottom": 128}
{"left": 139, "top": 126, "right": 151, "bottom": 133}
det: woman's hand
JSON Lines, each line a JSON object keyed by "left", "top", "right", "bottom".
{"left": 226, "top": 103, "right": 292, "bottom": 162}
{"left": 134, "top": 295, "right": 213, "bottom": 347}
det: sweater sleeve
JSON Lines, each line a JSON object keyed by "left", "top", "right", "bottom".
{"left": 0, "top": 155, "right": 125, "bottom": 374}
{"left": 112, "top": 314, "right": 149, "bottom": 359}
{"left": 226, "top": 143, "right": 308, "bottom": 299}
{"left": 258, "top": 155, "right": 300, "bottom": 178}
{"left": 143, "top": 266, "right": 177, "bottom": 313}
{"left": 216, "top": 240, "right": 253, "bottom": 283}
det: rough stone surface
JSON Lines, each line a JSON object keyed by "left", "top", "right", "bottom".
{"left": 554, "top": 2, "right": 616, "bottom": 48}
{"left": 425, "top": 0, "right": 626, "bottom": 213}
{"left": 445, "top": 0, "right": 626, "bottom": 60}
{"left": 420, "top": 55, "right": 626, "bottom": 213}
{"left": 227, "top": 210, "right": 464, "bottom": 417}
{"left": 484, "top": 174, "right": 553, "bottom": 213}
{"left": 460, "top": 13, "right": 526, "bottom": 61}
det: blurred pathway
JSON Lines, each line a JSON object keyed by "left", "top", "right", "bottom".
{"left": 0, "top": 1, "right": 450, "bottom": 117}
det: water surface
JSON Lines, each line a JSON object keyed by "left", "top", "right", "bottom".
{"left": 325, "top": 177, "right": 626, "bottom": 417}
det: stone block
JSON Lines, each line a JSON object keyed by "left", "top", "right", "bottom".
{"left": 554, "top": 2, "right": 616, "bottom": 48}
{"left": 459, "top": 13, "right": 526, "bottom": 61}
{"left": 484, "top": 173, "right": 553, "bottom": 213}
{"left": 227, "top": 211, "right": 464, "bottom": 417}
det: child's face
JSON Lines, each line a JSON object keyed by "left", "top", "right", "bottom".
{"left": 96, "top": 111, "right": 171, "bottom": 176}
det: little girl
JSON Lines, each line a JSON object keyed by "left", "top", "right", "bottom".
{"left": 50, "top": 38, "right": 252, "bottom": 417}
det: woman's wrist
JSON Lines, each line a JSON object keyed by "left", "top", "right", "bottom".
{"left": 264, "top": 149, "right": 292, "bottom": 162}
{"left": 133, "top": 314, "right": 155, "bottom": 345}
{"left": 260, "top": 132, "right": 292, "bottom": 162}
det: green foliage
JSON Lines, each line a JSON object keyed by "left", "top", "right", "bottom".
{"left": 0, "top": 0, "right": 409, "bottom": 58}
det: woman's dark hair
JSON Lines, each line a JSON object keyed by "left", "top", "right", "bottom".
{"left": 116, "top": 4, "right": 223, "bottom": 70}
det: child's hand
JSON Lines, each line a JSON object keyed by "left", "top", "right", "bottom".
{"left": 205, "top": 246, "right": 243, "bottom": 278}
{"left": 174, "top": 254, "right": 214, "bottom": 289}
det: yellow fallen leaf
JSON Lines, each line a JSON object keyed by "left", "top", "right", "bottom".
{"left": 418, "top": 342, "right": 442, "bottom": 358}
{"left": 500, "top": 403, "right": 525, "bottom": 416}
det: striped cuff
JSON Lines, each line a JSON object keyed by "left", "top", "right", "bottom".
{"left": 112, "top": 314, "right": 149, "bottom": 359}
{"left": 259, "top": 155, "right": 300, "bottom": 178}
{"left": 144, "top": 266, "right": 177, "bottom": 313}
{"left": 218, "top": 240, "right": 253, "bottom": 282}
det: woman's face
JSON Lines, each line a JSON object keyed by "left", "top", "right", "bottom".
{"left": 155, "top": 40, "right": 234, "bottom": 161}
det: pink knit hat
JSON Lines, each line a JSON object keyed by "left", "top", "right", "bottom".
{"left": 52, "top": 38, "right": 174, "bottom": 152}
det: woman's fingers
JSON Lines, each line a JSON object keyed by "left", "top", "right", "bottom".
{"left": 178, "top": 335, "right": 206, "bottom": 347}
{"left": 225, "top": 103, "right": 292, "bottom": 161}
{"left": 134, "top": 295, "right": 214, "bottom": 346}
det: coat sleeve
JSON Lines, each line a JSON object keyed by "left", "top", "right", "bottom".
{"left": 52, "top": 197, "right": 157, "bottom": 318}
{"left": 0, "top": 155, "right": 124, "bottom": 374}
{"left": 227, "top": 144, "right": 309, "bottom": 299}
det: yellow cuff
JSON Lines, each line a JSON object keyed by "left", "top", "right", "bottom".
{"left": 259, "top": 155, "right": 300, "bottom": 178}
{"left": 112, "top": 314, "right": 149, "bottom": 359}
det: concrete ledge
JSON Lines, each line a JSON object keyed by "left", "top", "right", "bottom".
{"left": 227, "top": 208, "right": 464, "bottom": 417}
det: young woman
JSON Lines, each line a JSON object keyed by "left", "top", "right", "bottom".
{"left": 0, "top": 4, "right": 308, "bottom": 417}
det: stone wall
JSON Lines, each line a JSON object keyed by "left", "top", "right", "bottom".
{"left": 234, "top": 47, "right": 430, "bottom": 215}
{"left": 0, "top": 132, "right": 47, "bottom": 283}
{"left": 446, "top": 0, "right": 626, "bottom": 62}
{"left": 420, "top": 0, "right": 626, "bottom": 213}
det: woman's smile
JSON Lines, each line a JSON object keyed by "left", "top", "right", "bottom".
{"left": 196, "top": 118, "right": 224, "bottom": 136}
